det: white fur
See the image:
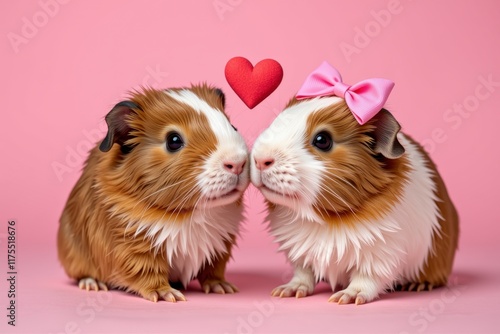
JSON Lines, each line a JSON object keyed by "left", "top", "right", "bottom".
{"left": 165, "top": 89, "right": 235, "bottom": 141}
{"left": 272, "top": 265, "right": 315, "bottom": 297}
{"left": 122, "top": 203, "right": 242, "bottom": 287}
{"left": 251, "top": 97, "right": 343, "bottom": 221}
{"left": 251, "top": 98, "right": 441, "bottom": 302}
{"left": 269, "top": 135, "right": 440, "bottom": 289}
{"left": 166, "top": 89, "right": 249, "bottom": 201}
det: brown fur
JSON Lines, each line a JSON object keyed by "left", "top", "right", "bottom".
{"left": 58, "top": 85, "right": 239, "bottom": 301}
{"left": 403, "top": 135, "right": 459, "bottom": 290}
{"left": 299, "top": 99, "right": 459, "bottom": 289}
{"left": 303, "top": 100, "right": 410, "bottom": 225}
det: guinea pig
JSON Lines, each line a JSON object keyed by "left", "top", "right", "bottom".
{"left": 58, "top": 84, "right": 249, "bottom": 302}
{"left": 250, "top": 64, "right": 459, "bottom": 305}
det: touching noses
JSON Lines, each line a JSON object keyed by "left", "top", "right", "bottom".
{"left": 254, "top": 157, "right": 275, "bottom": 171}
{"left": 223, "top": 160, "right": 246, "bottom": 175}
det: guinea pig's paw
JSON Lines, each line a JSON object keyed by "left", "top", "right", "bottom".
{"left": 78, "top": 278, "right": 108, "bottom": 292}
{"left": 396, "top": 281, "right": 434, "bottom": 292}
{"left": 140, "top": 287, "right": 187, "bottom": 303}
{"left": 328, "top": 288, "right": 377, "bottom": 305}
{"left": 271, "top": 282, "right": 313, "bottom": 298}
{"left": 201, "top": 279, "right": 239, "bottom": 294}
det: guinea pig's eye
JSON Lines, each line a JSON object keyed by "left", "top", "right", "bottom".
{"left": 166, "top": 132, "right": 184, "bottom": 152}
{"left": 312, "top": 131, "right": 333, "bottom": 152}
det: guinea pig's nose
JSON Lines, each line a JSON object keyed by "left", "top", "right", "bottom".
{"left": 254, "top": 157, "right": 275, "bottom": 171}
{"left": 223, "top": 160, "right": 246, "bottom": 175}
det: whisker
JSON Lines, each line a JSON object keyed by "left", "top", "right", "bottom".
{"left": 289, "top": 171, "right": 358, "bottom": 223}
{"left": 323, "top": 167, "right": 362, "bottom": 195}
{"left": 316, "top": 184, "right": 359, "bottom": 220}
{"left": 315, "top": 188, "right": 343, "bottom": 223}
{"left": 134, "top": 175, "right": 198, "bottom": 225}
{"left": 170, "top": 186, "right": 200, "bottom": 222}
{"left": 131, "top": 178, "right": 189, "bottom": 211}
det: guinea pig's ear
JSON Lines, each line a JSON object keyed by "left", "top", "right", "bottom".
{"left": 369, "top": 109, "right": 405, "bottom": 159}
{"left": 214, "top": 88, "right": 226, "bottom": 109}
{"left": 99, "top": 101, "right": 139, "bottom": 153}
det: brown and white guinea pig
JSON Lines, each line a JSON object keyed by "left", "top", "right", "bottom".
{"left": 250, "top": 96, "right": 459, "bottom": 305}
{"left": 58, "top": 84, "right": 249, "bottom": 302}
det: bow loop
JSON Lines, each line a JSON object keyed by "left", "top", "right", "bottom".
{"left": 296, "top": 61, "right": 394, "bottom": 125}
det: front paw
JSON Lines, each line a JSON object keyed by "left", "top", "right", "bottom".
{"left": 201, "top": 279, "right": 239, "bottom": 294}
{"left": 139, "top": 286, "right": 187, "bottom": 303}
{"left": 271, "top": 282, "right": 313, "bottom": 298}
{"left": 396, "top": 281, "right": 434, "bottom": 292}
{"left": 328, "top": 288, "right": 377, "bottom": 305}
{"left": 78, "top": 277, "right": 108, "bottom": 292}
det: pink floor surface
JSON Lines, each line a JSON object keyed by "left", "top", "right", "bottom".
{"left": 2, "top": 242, "right": 499, "bottom": 334}
{"left": 2, "top": 1, "right": 500, "bottom": 333}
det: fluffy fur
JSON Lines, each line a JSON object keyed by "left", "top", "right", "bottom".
{"left": 251, "top": 97, "right": 459, "bottom": 304}
{"left": 58, "top": 85, "right": 249, "bottom": 302}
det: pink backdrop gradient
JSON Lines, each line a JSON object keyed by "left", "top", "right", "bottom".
{"left": 1, "top": 0, "right": 500, "bottom": 333}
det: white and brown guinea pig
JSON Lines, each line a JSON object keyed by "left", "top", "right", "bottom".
{"left": 251, "top": 94, "right": 459, "bottom": 305}
{"left": 58, "top": 84, "right": 249, "bottom": 302}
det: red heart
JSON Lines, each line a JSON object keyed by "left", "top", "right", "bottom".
{"left": 225, "top": 57, "right": 284, "bottom": 109}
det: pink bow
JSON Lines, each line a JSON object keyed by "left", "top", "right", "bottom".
{"left": 296, "top": 61, "right": 395, "bottom": 125}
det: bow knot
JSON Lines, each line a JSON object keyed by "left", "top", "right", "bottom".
{"left": 296, "top": 61, "right": 394, "bottom": 125}
{"left": 331, "top": 81, "right": 351, "bottom": 99}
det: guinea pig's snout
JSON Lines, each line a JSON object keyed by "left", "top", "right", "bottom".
{"left": 254, "top": 157, "right": 275, "bottom": 171}
{"left": 223, "top": 159, "right": 246, "bottom": 175}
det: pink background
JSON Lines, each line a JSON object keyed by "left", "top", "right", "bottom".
{"left": 2, "top": 0, "right": 500, "bottom": 333}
